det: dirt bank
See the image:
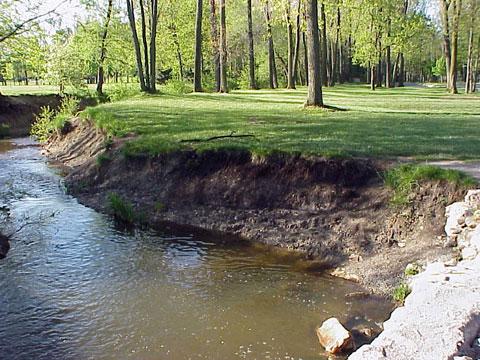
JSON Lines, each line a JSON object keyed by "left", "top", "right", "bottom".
{"left": 44, "top": 119, "right": 466, "bottom": 296}
{"left": 0, "top": 95, "right": 62, "bottom": 137}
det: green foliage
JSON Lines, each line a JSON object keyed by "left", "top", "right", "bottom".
{"left": 161, "top": 79, "right": 193, "bottom": 95}
{"left": 0, "top": 124, "right": 10, "bottom": 139}
{"left": 432, "top": 57, "right": 447, "bottom": 77}
{"left": 393, "top": 283, "right": 411, "bottom": 303}
{"left": 384, "top": 164, "right": 477, "bottom": 205}
{"left": 107, "top": 192, "right": 136, "bottom": 224}
{"left": 107, "top": 83, "right": 140, "bottom": 102}
{"left": 96, "top": 153, "right": 111, "bottom": 167}
{"left": 30, "top": 96, "right": 79, "bottom": 142}
{"left": 404, "top": 263, "right": 421, "bottom": 276}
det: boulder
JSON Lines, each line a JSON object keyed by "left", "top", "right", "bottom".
{"left": 316, "top": 317, "right": 354, "bottom": 354}
{"left": 465, "top": 190, "right": 480, "bottom": 208}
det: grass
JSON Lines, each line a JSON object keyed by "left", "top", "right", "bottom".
{"left": 393, "top": 283, "right": 411, "bottom": 303}
{"left": 384, "top": 164, "right": 477, "bottom": 205}
{"left": 107, "top": 192, "right": 136, "bottom": 225}
{"left": 75, "top": 84, "right": 480, "bottom": 159}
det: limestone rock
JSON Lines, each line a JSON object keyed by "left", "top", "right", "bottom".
{"left": 445, "top": 203, "right": 469, "bottom": 237}
{"left": 465, "top": 217, "right": 477, "bottom": 229}
{"left": 465, "top": 190, "right": 480, "bottom": 207}
{"left": 316, "top": 317, "right": 354, "bottom": 354}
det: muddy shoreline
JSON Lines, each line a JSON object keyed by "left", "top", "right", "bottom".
{"left": 43, "top": 119, "right": 466, "bottom": 296}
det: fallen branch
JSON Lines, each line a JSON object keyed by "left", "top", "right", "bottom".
{"left": 180, "top": 131, "right": 255, "bottom": 143}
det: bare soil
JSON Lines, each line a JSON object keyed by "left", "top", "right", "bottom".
{"left": 43, "top": 119, "right": 466, "bottom": 296}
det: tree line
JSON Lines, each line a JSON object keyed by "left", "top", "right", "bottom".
{"left": 0, "top": 0, "right": 479, "bottom": 104}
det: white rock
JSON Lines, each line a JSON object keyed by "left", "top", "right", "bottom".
{"left": 316, "top": 318, "right": 354, "bottom": 354}
{"left": 465, "top": 189, "right": 480, "bottom": 207}
{"left": 445, "top": 202, "right": 469, "bottom": 237}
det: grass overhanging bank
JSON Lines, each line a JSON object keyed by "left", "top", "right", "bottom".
{"left": 39, "top": 85, "right": 479, "bottom": 296}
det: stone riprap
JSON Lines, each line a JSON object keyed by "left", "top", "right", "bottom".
{"left": 349, "top": 190, "right": 480, "bottom": 360}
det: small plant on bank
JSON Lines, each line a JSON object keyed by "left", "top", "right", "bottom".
{"left": 404, "top": 263, "right": 421, "bottom": 276}
{"left": 393, "top": 283, "right": 411, "bottom": 303}
{"left": 384, "top": 164, "right": 477, "bottom": 206}
{"left": 31, "top": 96, "right": 79, "bottom": 142}
{"left": 96, "top": 153, "right": 112, "bottom": 167}
{"left": 0, "top": 124, "right": 10, "bottom": 139}
{"left": 107, "top": 192, "right": 136, "bottom": 225}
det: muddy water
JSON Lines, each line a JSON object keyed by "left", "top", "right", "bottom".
{"left": 0, "top": 139, "right": 393, "bottom": 360}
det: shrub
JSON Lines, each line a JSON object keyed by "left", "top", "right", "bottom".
{"left": 0, "top": 124, "right": 10, "bottom": 139}
{"left": 96, "top": 153, "right": 111, "bottom": 167}
{"left": 384, "top": 164, "right": 477, "bottom": 205}
{"left": 31, "top": 96, "right": 79, "bottom": 142}
{"left": 393, "top": 283, "right": 411, "bottom": 303}
{"left": 107, "top": 83, "right": 139, "bottom": 102}
{"left": 107, "top": 192, "right": 135, "bottom": 224}
{"left": 162, "top": 79, "right": 192, "bottom": 95}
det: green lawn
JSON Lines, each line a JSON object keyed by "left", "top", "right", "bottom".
{"left": 82, "top": 84, "right": 480, "bottom": 160}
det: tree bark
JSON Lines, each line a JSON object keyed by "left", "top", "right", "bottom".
{"left": 194, "top": 0, "right": 204, "bottom": 92}
{"left": 385, "top": 18, "right": 392, "bottom": 88}
{"left": 219, "top": 0, "right": 228, "bottom": 93}
{"left": 209, "top": 0, "right": 221, "bottom": 92}
{"left": 97, "top": 0, "right": 114, "bottom": 96}
{"left": 285, "top": 2, "right": 295, "bottom": 89}
{"left": 320, "top": 2, "right": 328, "bottom": 87}
{"left": 126, "top": 0, "right": 147, "bottom": 91}
{"left": 292, "top": 0, "right": 302, "bottom": 86}
{"left": 265, "top": 0, "right": 278, "bottom": 89}
{"left": 247, "top": 0, "right": 257, "bottom": 89}
{"left": 305, "top": 0, "right": 323, "bottom": 106}
{"left": 370, "top": 66, "right": 376, "bottom": 90}
{"left": 440, "top": 0, "right": 452, "bottom": 90}
{"left": 465, "top": 0, "right": 476, "bottom": 94}
{"left": 149, "top": 0, "right": 158, "bottom": 92}
{"left": 398, "top": 53, "right": 405, "bottom": 87}
{"left": 449, "top": 0, "right": 461, "bottom": 94}
{"left": 139, "top": 0, "right": 150, "bottom": 89}
{"left": 302, "top": 29, "right": 309, "bottom": 85}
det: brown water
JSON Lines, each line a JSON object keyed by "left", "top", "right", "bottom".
{"left": 0, "top": 139, "right": 393, "bottom": 360}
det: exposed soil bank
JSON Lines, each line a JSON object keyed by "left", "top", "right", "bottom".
{"left": 350, "top": 191, "right": 480, "bottom": 359}
{"left": 44, "top": 119, "right": 466, "bottom": 296}
{"left": 0, "top": 95, "right": 62, "bottom": 137}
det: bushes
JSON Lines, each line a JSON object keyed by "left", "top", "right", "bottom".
{"left": 161, "top": 79, "right": 192, "bottom": 94}
{"left": 393, "top": 283, "right": 411, "bottom": 303}
{"left": 31, "top": 96, "right": 79, "bottom": 142}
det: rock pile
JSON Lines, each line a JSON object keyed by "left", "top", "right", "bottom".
{"left": 445, "top": 190, "right": 480, "bottom": 261}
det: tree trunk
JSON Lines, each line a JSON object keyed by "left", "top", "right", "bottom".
{"left": 292, "top": 0, "right": 302, "bottom": 86}
{"left": 265, "top": 0, "right": 278, "bottom": 89}
{"left": 305, "top": 0, "right": 323, "bottom": 107}
{"left": 285, "top": 3, "right": 295, "bottom": 89}
{"left": 370, "top": 66, "right": 376, "bottom": 90}
{"left": 194, "top": 0, "right": 204, "bottom": 92}
{"left": 170, "top": 24, "right": 184, "bottom": 80}
{"left": 449, "top": 0, "right": 461, "bottom": 94}
{"left": 465, "top": 0, "right": 476, "bottom": 94}
{"left": 209, "top": 0, "right": 221, "bottom": 92}
{"left": 320, "top": 2, "right": 328, "bottom": 87}
{"left": 247, "top": 0, "right": 257, "bottom": 89}
{"left": 149, "top": 0, "right": 158, "bottom": 92}
{"left": 219, "top": 0, "right": 228, "bottom": 93}
{"left": 440, "top": 0, "right": 452, "bottom": 90}
{"left": 302, "top": 29, "right": 309, "bottom": 85}
{"left": 97, "top": 0, "right": 113, "bottom": 95}
{"left": 385, "top": 19, "right": 392, "bottom": 88}
{"left": 139, "top": 0, "right": 150, "bottom": 90}
{"left": 126, "top": 0, "right": 147, "bottom": 91}
{"left": 398, "top": 53, "right": 405, "bottom": 87}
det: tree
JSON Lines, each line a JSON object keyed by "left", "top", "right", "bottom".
{"left": 219, "top": 0, "right": 228, "bottom": 93}
{"left": 305, "top": 0, "right": 323, "bottom": 106}
{"left": 126, "top": 0, "right": 158, "bottom": 93}
{"left": 465, "top": 0, "right": 478, "bottom": 94}
{"left": 209, "top": 0, "right": 221, "bottom": 91}
{"left": 96, "top": 0, "right": 114, "bottom": 95}
{"left": 265, "top": 0, "right": 279, "bottom": 88}
{"left": 194, "top": 0, "right": 204, "bottom": 92}
{"left": 247, "top": 0, "right": 257, "bottom": 89}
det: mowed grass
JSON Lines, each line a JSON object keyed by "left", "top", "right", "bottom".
{"left": 81, "top": 84, "right": 480, "bottom": 160}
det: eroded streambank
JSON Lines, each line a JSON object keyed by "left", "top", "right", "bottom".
{"left": 44, "top": 119, "right": 466, "bottom": 296}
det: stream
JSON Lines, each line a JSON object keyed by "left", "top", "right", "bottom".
{"left": 0, "top": 139, "right": 393, "bottom": 360}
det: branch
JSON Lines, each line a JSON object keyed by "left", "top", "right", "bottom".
{"left": 180, "top": 131, "right": 255, "bottom": 143}
{"left": 0, "top": 1, "right": 67, "bottom": 44}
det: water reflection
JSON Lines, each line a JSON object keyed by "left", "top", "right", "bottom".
{"left": 0, "top": 139, "right": 392, "bottom": 360}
